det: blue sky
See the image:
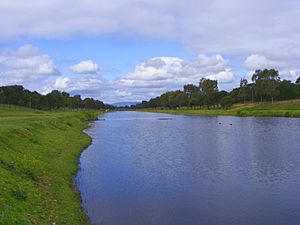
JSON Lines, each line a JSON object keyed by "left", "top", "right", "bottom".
{"left": 0, "top": 0, "right": 299, "bottom": 103}
{"left": 32, "top": 36, "right": 195, "bottom": 79}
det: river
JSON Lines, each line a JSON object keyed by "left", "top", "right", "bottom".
{"left": 76, "top": 111, "right": 300, "bottom": 225}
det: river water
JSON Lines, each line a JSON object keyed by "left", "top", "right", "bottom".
{"left": 76, "top": 111, "right": 300, "bottom": 225}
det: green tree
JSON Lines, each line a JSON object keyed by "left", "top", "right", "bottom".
{"left": 167, "top": 91, "right": 188, "bottom": 108}
{"left": 0, "top": 89, "right": 6, "bottom": 104}
{"left": 239, "top": 78, "right": 248, "bottom": 103}
{"left": 189, "top": 95, "right": 203, "bottom": 108}
{"left": 199, "top": 78, "right": 218, "bottom": 109}
{"left": 252, "top": 69, "right": 280, "bottom": 103}
{"left": 278, "top": 80, "right": 296, "bottom": 100}
{"left": 184, "top": 84, "right": 199, "bottom": 98}
{"left": 220, "top": 96, "right": 234, "bottom": 109}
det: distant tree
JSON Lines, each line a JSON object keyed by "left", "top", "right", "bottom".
{"left": 184, "top": 84, "right": 199, "bottom": 98}
{"left": 296, "top": 77, "right": 300, "bottom": 84}
{"left": 82, "top": 98, "right": 95, "bottom": 109}
{"left": 252, "top": 69, "right": 280, "bottom": 103}
{"left": 167, "top": 91, "right": 188, "bottom": 108}
{"left": 239, "top": 78, "right": 248, "bottom": 103}
{"left": 31, "top": 91, "right": 42, "bottom": 109}
{"left": 189, "top": 95, "right": 203, "bottom": 108}
{"left": 199, "top": 78, "right": 218, "bottom": 109}
{"left": 0, "top": 90, "right": 6, "bottom": 104}
{"left": 295, "top": 83, "right": 300, "bottom": 99}
{"left": 159, "top": 93, "right": 169, "bottom": 108}
{"left": 61, "top": 92, "right": 70, "bottom": 108}
{"left": 0, "top": 85, "right": 109, "bottom": 110}
{"left": 278, "top": 80, "right": 296, "bottom": 100}
{"left": 216, "top": 90, "right": 229, "bottom": 105}
{"left": 220, "top": 96, "right": 234, "bottom": 109}
{"left": 230, "top": 87, "right": 241, "bottom": 103}
{"left": 132, "top": 69, "right": 300, "bottom": 110}
{"left": 72, "top": 95, "right": 82, "bottom": 109}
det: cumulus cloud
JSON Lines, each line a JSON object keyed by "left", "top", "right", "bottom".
{"left": 0, "top": 44, "right": 59, "bottom": 85}
{"left": 243, "top": 54, "right": 300, "bottom": 82}
{"left": 53, "top": 77, "right": 70, "bottom": 89}
{"left": 0, "top": 0, "right": 299, "bottom": 58}
{"left": 70, "top": 60, "right": 99, "bottom": 74}
{"left": 40, "top": 54, "right": 236, "bottom": 103}
{"left": 1, "top": 1, "right": 299, "bottom": 102}
{"left": 42, "top": 75, "right": 103, "bottom": 95}
{"left": 244, "top": 54, "right": 287, "bottom": 70}
{"left": 206, "top": 69, "right": 235, "bottom": 83}
{"left": 121, "top": 54, "right": 234, "bottom": 89}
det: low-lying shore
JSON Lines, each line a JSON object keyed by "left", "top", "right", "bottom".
{"left": 139, "top": 99, "right": 300, "bottom": 118}
{"left": 0, "top": 105, "right": 102, "bottom": 224}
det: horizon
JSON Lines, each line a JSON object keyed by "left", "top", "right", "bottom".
{"left": 0, "top": 0, "right": 299, "bottom": 103}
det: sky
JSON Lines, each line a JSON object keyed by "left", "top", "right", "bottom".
{"left": 0, "top": 0, "right": 299, "bottom": 103}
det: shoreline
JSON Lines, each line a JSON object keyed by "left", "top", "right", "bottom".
{"left": 138, "top": 100, "right": 300, "bottom": 118}
{"left": 73, "top": 118, "right": 99, "bottom": 225}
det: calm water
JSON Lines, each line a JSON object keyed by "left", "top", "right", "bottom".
{"left": 76, "top": 111, "right": 300, "bottom": 225}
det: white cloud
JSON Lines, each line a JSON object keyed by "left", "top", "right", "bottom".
{"left": 42, "top": 75, "right": 103, "bottom": 95}
{"left": 39, "top": 54, "right": 236, "bottom": 103}
{"left": 244, "top": 54, "right": 287, "bottom": 70}
{"left": 70, "top": 60, "right": 99, "bottom": 74}
{"left": 1, "top": 1, "right": 299, "bottom": 102}
{"left": 0, "top": 44, "right": 59, "bottom": 85}
{"left": 54, "top": 77, "right": 70, "bottom": 89}
{"left": 243, "top": 54, "right": 300, "bottom": 82}
{"left": 121, "top": 54, "right": 234, "bottom": 89}
{"left": 206, "top": 69, "right": 235, "bottom": 83}
{"left": 0, "top": 0, "right": 299, "bottom": 59}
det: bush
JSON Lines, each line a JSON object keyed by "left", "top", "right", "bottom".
{"left": 220, "top": 96, "right": 234, "bottom": 109}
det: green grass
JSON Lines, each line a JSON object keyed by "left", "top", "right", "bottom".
{"left": 140, "top": 99, "right": 300, "bottom": 118}
{"left": 0, "top": 105, "right": 102, "bottom": 225}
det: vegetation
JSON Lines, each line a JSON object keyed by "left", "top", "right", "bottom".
{"left": 0, "top": 105, "right": 102, "bottom": 224}
{"left": 134, "top": 69, "right": 300, "bottom": 113}
{"left": 220, "top": 96, "right": 234, "bottom": 109}
{"left": 0, "top": 85, "right": 113, "bottom": 110}
{"left": 141, "top": 99, "right": 300, "bottom": 117}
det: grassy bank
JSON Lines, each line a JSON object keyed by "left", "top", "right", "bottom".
{"left": 0, "top": 105, "right": 102, "bottom": 225}
{"left": 140, "top": 99, "right": 300, "bottom": 118}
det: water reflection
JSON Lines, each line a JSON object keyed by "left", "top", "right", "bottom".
{"left": 76, "top": 112, "right": 300, "bottom": 225}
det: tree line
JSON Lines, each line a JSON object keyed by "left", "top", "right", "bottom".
{"left": 135, "top": 69, "right": 300, "bottom": 109}
{"left": 0, "top": 85, "right": 112, "bottom": 110}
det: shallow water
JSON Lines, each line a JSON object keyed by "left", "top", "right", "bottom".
{"left": 76, "top": 111, "right": 300, "bottom": 225}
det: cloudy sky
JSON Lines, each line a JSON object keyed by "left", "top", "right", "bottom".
{"left": 0, "top": 0, "right": 299, "bottom": 103}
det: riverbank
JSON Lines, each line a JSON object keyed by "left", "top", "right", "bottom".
{"left": 0, "top": 105, "right": 102, "bottom": 224}
{"left": 139, "top": 99, "right": 300, "bottom": 117}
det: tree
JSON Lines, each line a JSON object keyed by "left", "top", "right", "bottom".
{"left": 167, "top": 91, "right": 188, "bottom": 108}
{"left": 252, "top": 69, "right": 280, "bottom": 103}
{"left": 220, "top": 96, "right": 234, "bottom": 109}
{"left": 0, "top": 90, "right": 6, "bottom": 104}
{"left": 184, "top": 84, "right": 199, "bottom": 98}
{"left": 72, "top": 95, "right": 82, "bottom": 109}
{"left": 278, "top": 80, "right": 296, "bottom": 100}
{"left": 239, "top": 78, "right": 248, "bottom": 103}
{"left": 199, "top": 78, "right": 218, "bottom": 109}
{"left": 189, "top": 95, "right": 203, "bottom": 108}
{"left": 0, "top": 85, "right": 110, "bottom": 110}
{"left": 296, "top": 77, "right": 300, "bottom": 84}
